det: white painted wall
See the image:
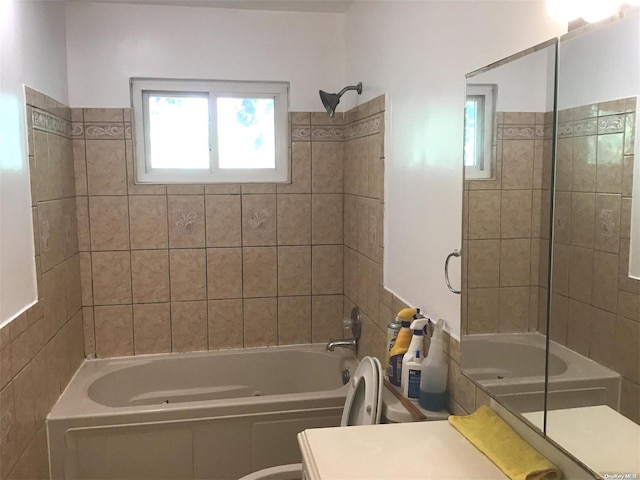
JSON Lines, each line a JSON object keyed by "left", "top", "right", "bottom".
{"left": 65, "top": 2, "right": 345, "bottom": 111}
{"left": 345, "top": 1, "right": 566, "bottom": 339}
{"left": 469, "top": 45, "right": 556, "bottom": 113}
{"left": 0, "top": 0, "right": 69, "bottom": 326}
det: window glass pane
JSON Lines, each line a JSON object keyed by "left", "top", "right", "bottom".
{"left": 217, "top": 98, "right": 275, "bottom": 169}
{"left": 464, "top": 98, "right": 478, "bottom": 167}
{"left": 148, "top": 95, "right": 209, "bottom": 169}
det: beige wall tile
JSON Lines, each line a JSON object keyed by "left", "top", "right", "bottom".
{"left": 207, "top": 248, "right": 242, "bottom": 299}
{"left": 593, "top": 193, "right": 621, "bottom": 253}
{"left": 169, "top": 249, "right": 206, "bottom": 301}
{"left": 38, "top": 200, "right": 65, "bottom": 272}
{"left": 171, "top": 301, "right": 207, "bottom": 352}
{"left": 312, "top": 194, "right": 343, "bottom": 245}
{"left": 555, "top": 137, "right": 572, "bottom": 192}
{"left": 94, "top": 305, "right": 133, "bottom": 357}
{"left": 618, "top": 290, "right": 639, "bottom": 322}
{"left": 241, "top": 184, "right": 276, "bottom": 194}
{"left": 572, "top": 136, "right": 596, "bottom": 192}
{"left": 76, "top": 196, "right": 90, "bottom": 252}
{"left": 499, "top": 287, "right": 529, "bottom": 332}
{"left": 278, "top": 296, "right": 312, "bottom": 345}
{"left": 83, "top": 108, "right": 123, "bottom": 122}
{"left": 312, "top": 245, "right": 343, "bottom": 295}
{"left": 343, "top": 194, "right": 357, "bottom": 248}
{"left": 553, "top": 191, "right": 571, "bottom": 244}
{"left": 312, "top": 141, "right": 343, "bottom": 193}
{"left": 242, "top": 247, "right": 277, "bottom": 298}
{"left": 89, "top": 196, "right": 130, "bottom": 251}
{"left": 447, "top": 361, "right": 477, "bottom": 414}
{"left": 500, "top": 239, "right": 531, "bottom": 286}
{"left": 129, "top": 195, "right": 168, "bottom": 250}
{"left": 73, "top": 139, "right": 87, "bottom": 196}
{"left": 168, "top": 195, "right": 205, "bottom": 248}
{"left": 566, "top": 299, "right": 591, "bottom": 357}
{"left": 85, "top": 140, "right": 127, "bottom": 195}
{"left": 502, "top": 140, "right": 534, "bottom": 189}
{"left": 592, "top": 251, "right": 619, "bottom": 313}
{"left": 467, "top": 240, "right": 500, "bottom": 288}
{"left": 62, "top": 197, "right": 79, "bottom": 259}
{"left": 133, "top": 303, "right": 171, "bottom": 355}
{"left": 615, "top": 316, "right": 639, "bottom": 383}
{"left": 468, "top": 190, "right": 501, "bottom": 239}
{"left": 367, "top": 134, "right": 384, "bottom": 200}
{"left": 64, "top": 255, "right": 82, "bottom": 319}
{"left": 277, "top": 194, "right": 311, "bottom": 245}
{"left": 204, "top": 184, "right": 241, "bottom": 195}
{"left": 570, "top": 192, "right": 595, "bottom": 248}
{"left": 208, "top": 299, "right": 243, "bottom": 349}
{"left": 205, "top": 195, "right": 241, "bottom": 247}
{"left": 311, "top": 295, "right": 343, "bottom": 342}
{"left": 624, "top": 113, "right": 635, "bottom": 156}
{"left": 165, "top": 185, "right": 203, "bottom": 195}
{"left": 41, "top": 265, "right": 67, "bottom": 340}
{"left": 501, "top": 190, "right": 532, "bottom": 239}
{"left": 243, "top": 298, "right": 277, "bottom": 347}
{"left": 549, "top": 293, "right": 568, "bottom": 345}
{"left": 552, "top": 243, "right": 569, "bottom": 296}
{"left": 621, "top": 198, "right": 632, "bottom": 240}
{"left": 467, "top": 288, "right": 499, "bottom": 334}
{"left": 568, "top": 246, "right": 593, "bottom": 303}
{"left": 622, "top": 156, "right": 634, "bottom": 197}
{"left": 620, "top": 378, "right": 640, "bottom": 423}
{"left": 242, "top": 194, "right": 277, "bottom": 246}
{"left": 131, "top": 250, "right": 170, "bottom": 303}
{"left": 91, "top": 251, "right": 132, "bottom": 305}
{"left": 589, "top": 307, "right": 616, "bottom": 369}
{"left": 596, "top": 133, "right": 624, "bottom": 193}
{"left": 278, "top": 142, "right": 311, "bottom": 194}
{"left": 82, "top": 306, "right": 95, "bottom": 356}
{"left": 278, "top": 246, "right": 311, "bottom": 296}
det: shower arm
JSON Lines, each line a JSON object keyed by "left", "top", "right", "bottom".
{"left": 337, "top": 83, "right": 363, "bottom": 98}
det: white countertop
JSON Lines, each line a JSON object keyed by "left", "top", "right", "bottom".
{"left": 298, "top": 420, "right": 508, "bottom": 480}
{"left": 524, "top": 405, "right": 640, "bottom": 476}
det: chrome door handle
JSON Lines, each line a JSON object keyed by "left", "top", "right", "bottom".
{"left": 445, "top": 249, "right": 461, "bottom": 294}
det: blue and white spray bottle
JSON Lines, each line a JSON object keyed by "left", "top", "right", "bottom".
{"left": 400, "top": 317, "right": 429, "bottom": 401}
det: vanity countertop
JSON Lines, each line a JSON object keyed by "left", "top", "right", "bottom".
{"left": 297, "top": 420, "right": 508, "bottom": 480}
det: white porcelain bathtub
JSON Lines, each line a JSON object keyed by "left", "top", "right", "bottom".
{"left": 461, "top": 333, "right": 620, "bottom": 414}
{"left": 47, "top": 344, "right": 356, "bottom": 480}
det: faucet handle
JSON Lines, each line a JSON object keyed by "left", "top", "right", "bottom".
{"left": 344, "top": 307, "right": 361, "bottom": 341}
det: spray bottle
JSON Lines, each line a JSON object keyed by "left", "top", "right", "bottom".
{"left": 401, "top": 317, "right": 429, "bottom": 401}
{"left": 419, "top": 319, "right": 448, "bottom": 411}
{"left": 387, "top": 307, "right": 420, "bottom": 386}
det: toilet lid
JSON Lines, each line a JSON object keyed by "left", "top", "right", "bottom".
{"left": 340, "top": 356, "right": 383, "bottom": 427}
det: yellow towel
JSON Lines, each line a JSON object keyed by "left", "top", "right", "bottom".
{"left": 449, "top": 405, "right": 561, "bottom": 480}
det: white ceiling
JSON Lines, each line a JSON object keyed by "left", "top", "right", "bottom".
{"left": 68, "top": 0, "right": 355, "bottom": 13}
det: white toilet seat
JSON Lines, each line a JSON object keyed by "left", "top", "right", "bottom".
{"left": 341, "top": 356, "right": 382, "bottom": 426}
{"left": 240, "top": 356, "right": 383, "bottom": 480}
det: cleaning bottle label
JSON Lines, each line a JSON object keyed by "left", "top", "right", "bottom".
{"left": 407, "top": 369, "right": 421, "bottom": 399}
{"left": 389, "top": 354, "right": 403, "bottom": 386}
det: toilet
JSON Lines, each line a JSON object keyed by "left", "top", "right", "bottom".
{"left": 240, "top": 356, "right": 384, "bottom": 480}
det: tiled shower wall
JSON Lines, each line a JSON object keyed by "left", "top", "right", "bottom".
{"left": 462, "top": 112, "right": 551, "bottom": 335}
{"left": 73, "top": 108, "right": 350, "bottom": 357}
{"left": 550, "top": 98, "right": 639, "bottom": 423}
{"left": 0, "top": 88, "right": 85, "bottom": 480}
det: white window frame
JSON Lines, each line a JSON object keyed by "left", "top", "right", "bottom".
{"left": 464, "top": 84, "right": 497, "bottom": 180}
{"left": 131, "top": 78, "right": 289, "bottom": 184}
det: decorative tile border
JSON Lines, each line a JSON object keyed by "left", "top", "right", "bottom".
{"left": 344, "top": 113, "right": 382, "bottom": 140}
{"left": 32, "top": 108, "right": 72, "bottom": 137}
{"left": 72, "top": 123, "right": 84, "bottom": 138}
{"left": 311, "top": 126, "right": 344, "bottom": 141}
{"left": 572, "top": 119, "right": 598, "bottom": 137}
{"left": 557, "top": 121, "right": 574, "bottom": 138}
{"left": 498, "top": 126, "right": 543, "bottom": 140}
{"left": 85, "top": 123, "right": 125, "bottom": 139}
{"left": 291, "top": 127, "right": 310, "bottom": 141}
{"left": 598, "top": 115, "right": 625, "bottom": 134}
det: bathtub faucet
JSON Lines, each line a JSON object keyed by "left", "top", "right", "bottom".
{"left": 326, "top": 307, "right": 361, "bottom": 354}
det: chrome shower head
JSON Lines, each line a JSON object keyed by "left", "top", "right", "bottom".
{"left": 319, "top": 82, "right": 363, "bottom": 117}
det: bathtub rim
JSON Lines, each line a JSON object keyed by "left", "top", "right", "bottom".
{"left": 47, "top": 343, "right": 354, "bottom": 422}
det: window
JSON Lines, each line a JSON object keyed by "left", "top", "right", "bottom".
{"left": 464, "top": 84, "right": 497, "bottom": 180}
{"left": 131, "top": 79, "right": 289, "bottom": 184}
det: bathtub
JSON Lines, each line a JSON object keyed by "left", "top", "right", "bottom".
{"left": 461, "top": 333, "right": 620, "bottom": 414}
{"left": 47, "top": 344, "right": 356, "bottom": 480}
